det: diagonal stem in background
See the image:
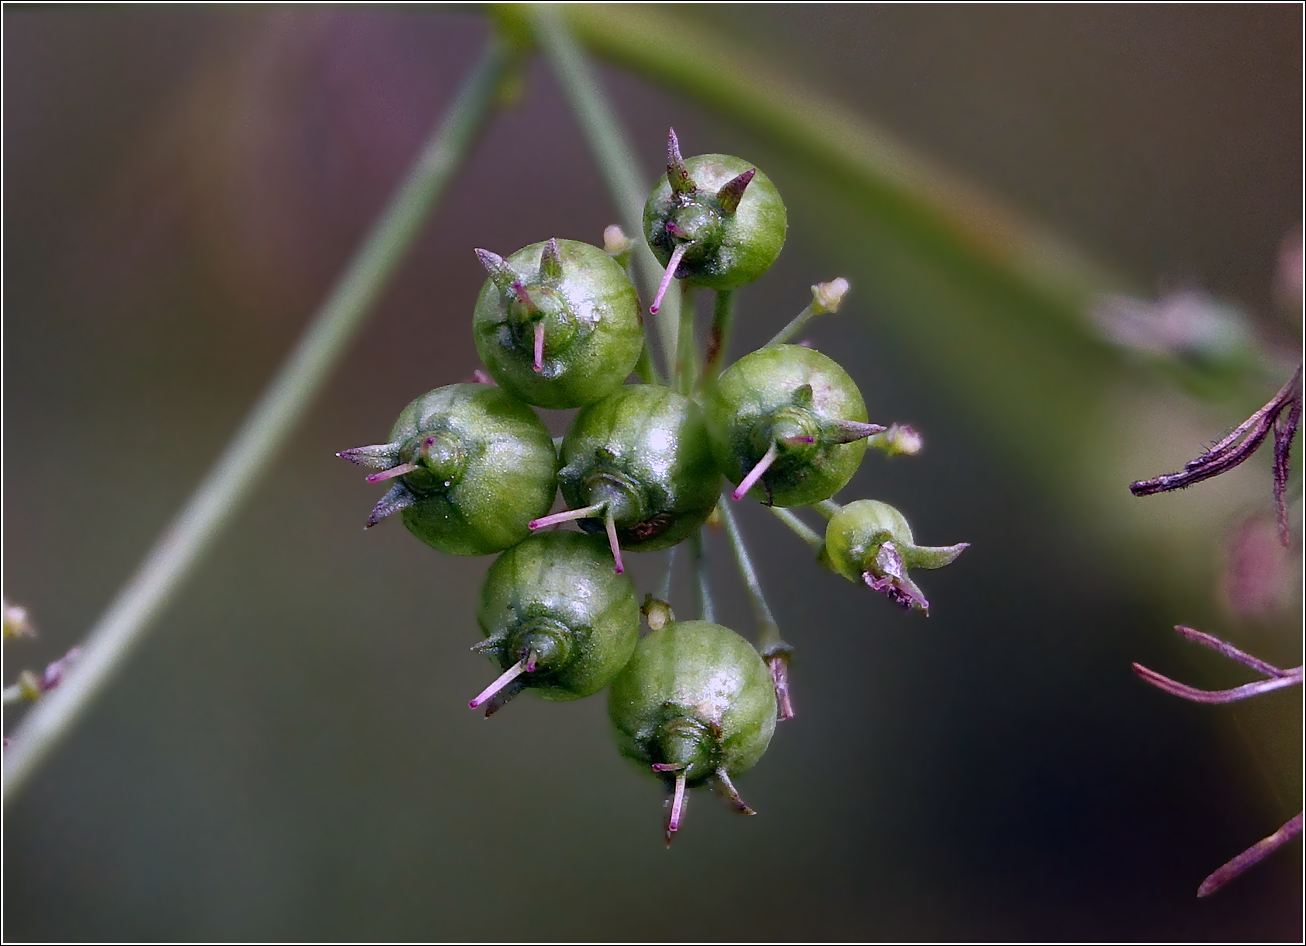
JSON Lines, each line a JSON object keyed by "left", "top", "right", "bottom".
{"left": 2, "top": 41, "right": 514, "bottom": 806}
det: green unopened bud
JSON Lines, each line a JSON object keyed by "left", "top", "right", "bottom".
{"left": 823, "top": 499, "right": 968, "bottom": 614}
{"left": 603, "top": 224, "right": 633, "bottom": 269}
{"left": 2, "top": 600, "right": 34, "bottom": 640}
{"left": 642, "top": 594, "right": 675, "bottom": 631}
{"left": 866, "top": 422, "right": 924, "bottom": 457}
{"left": 811, "top": 277, "right": 850, "bottom": 315}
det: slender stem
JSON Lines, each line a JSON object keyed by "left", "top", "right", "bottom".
{"left": 700, "top": 289, "right": 735, "bottom": 394}
{"left": 691, "top": 529, "right": 715, "bottom": 623}
{"left": 658, "top": 546, "right": 677, "bottom": 603}
{"left": 529, "top": 5, "right": 681, "bottom": 375}
{"left": 1, "top": 42, "right": 513, "bottom": 807}
{"left": 770, "top": 507, "right": 825, "bottom": 552}
{"left": 814, "top": 499, "right": 843, "bottom": 520}
{"left": 719, "top": 498, "right": 783, "bottom": 653}
{"left": 767, "top": 300, "right": 818, "bottom": 347}
{"left": 675, "top": 287, "right": 699, "bottom": 396}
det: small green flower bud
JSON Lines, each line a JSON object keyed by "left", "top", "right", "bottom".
{"left": 2, "top": 600, "right": 34, "bottom": 640}
{"left": 811, "top": 277, "right": 850, "bottom": 315}
{"left": 608, "top": 620, "right": 777, "bottom": 844}
{"left": 866, "top": 422, "right": 924, "bottom": 457}
{"left": 822, "top": 499, "right": 968, "bottom": 614}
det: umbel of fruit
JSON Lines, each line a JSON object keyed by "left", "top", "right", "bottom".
{"left": 822, "top": 499, "right": 968, "bottom": 613}
{"left": 643, "top": 129, "right": 787, "bottom": 313}
{"left": 473, "top": 237, "right": 644, "bottom": 409}
{"left": 337, "top": 384, "right": 558, "bottom": 556}
{"left": 608, "top": 620, "right": 777, "bottom": 844}
{"left": 532, "top": 384, "right": 720, "bottom": 572}
{"left": 708, "top": 345, "right": 886, "bottom": 507}
{"left": 469, "top": 531, "right": 640, "bottom": 716}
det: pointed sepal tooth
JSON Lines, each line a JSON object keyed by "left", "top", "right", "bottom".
{"left": 666, "top": 128, "right": 696, "bottom": 195}
{"left": 902, "top": 542, "right": 969, "bottom": 571}
{"left": 474, "top": 248, "right": 516, "bottom": 291}
{"left": 336, "top": 442, "right": 403, "bottom": 469}
{"left": 791, "top": 383, "right": 814, "bottom": 408}
{"left": 715, "top": 168, "right": 756, "bottom": 213}
{"left": 826, "top": 420, "right": 888, "bottom": 445}
{"left": 365, "top": 483, "right": 416, "bottom": 528}
{"left": 470, "top": 635, "right": 507, "bottom": 657}
{"left": 539, "top": 237, "right": 563, "bottom": 284}
{"left": 711, "top": 769, "right": 756, "bottom": 815}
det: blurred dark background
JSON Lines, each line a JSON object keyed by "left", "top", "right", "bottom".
{"left": 4, "top": 6, "right": 1301, "bottom": 940}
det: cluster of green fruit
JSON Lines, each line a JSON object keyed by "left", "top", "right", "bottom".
{"left": 338, "top": 131, "right": 966, "bottom": 843}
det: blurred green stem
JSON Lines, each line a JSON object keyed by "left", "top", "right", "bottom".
{"left": 691, "top": 530, "right": 715, "bottom": 623}
{"left": 814, "top": 499, "right": 842, "bottom": 520}
{"left": 770, "top": 507, "right": 825, "bottom": 552}
{"left": 527, "top": 4, "right": 681, "bottom": 376}
{"left": 700, "top": 289, "right": 734, "bottom": 395}
{"left": 719, "top": 499, "right": 784, "bottom": 653}
{"left": 2, "top": 41, "right": 513, "bottom": 806}
{"left": 676, "top": 287, "right": 699, "bottom": 395}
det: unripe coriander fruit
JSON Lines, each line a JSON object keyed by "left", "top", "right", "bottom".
{"left": 535, "top": 384, "right": 719, "bottom": 572}
{"left": 473, "top": 238, "right": 644, "bottom": 409}
{"left": 823, "top": 499, "right": 968, "bottom": 614}
{"left": 643, "top": 129, "right": 787, "bottom": 313}
{"left": 468, "top": 532, "right": 640, "bottom": 716}
{"left": 337, "top": 384, "right": 558, "bottom": 556}
{"left": 708, "top": 345, "right": 884, "bottom": 507}
{"left": 608, "top": 620, "right": 777, "bottom": 844}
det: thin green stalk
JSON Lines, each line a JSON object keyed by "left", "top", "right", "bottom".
{"left": 718, "top": 499, "right": 784, "bottom": 654}
{"left": 768, "top": 300, "right": 818, "bottom": 347}
{"left": 700, "top": 289, "right": 734, "bottom": 395}
{"left": 814, "top": 499, "right": 842, "bottom": 520}
{"left": 675, "top": 287, "right": 699, "bottom": 396}
{"left": 527, "top": 4, "right": 680, "bottom": 377}
{"left": 2, "top": 42, "right": 513, "bottom": 807}
{"left": 691, "top": 529, "right": 715, "bottom": 623}
{"left": 658, "top": 545, "right": 677, "bottom": 603}
{"left": 770, "top": 506, "right": 824, "bottom": 552}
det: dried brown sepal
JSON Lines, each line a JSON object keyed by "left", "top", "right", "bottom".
{"left": 1129, "top": 364, "right": 1302, "bottom": 549}
{"left": 715, "top": 168, "right": 755, "bottom": 214}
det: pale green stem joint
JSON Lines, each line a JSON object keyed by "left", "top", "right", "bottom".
{"left": 770, "top": 506, "right": 825, "bottom": 553}
{"left": 719, "top": 498, "right": 785, "bottom": 653}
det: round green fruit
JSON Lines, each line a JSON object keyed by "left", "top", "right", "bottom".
{"left": 541, "top": 384, "right": 719, "bottom": 569}
{"left": 337, "top": 383, "right": 558, "bottom": 555}
{"left": 473, "top": 238, "right": 644, "bottom": 409}
{"left": 469, "top": 531, "right": 640, "bottom": 716}
{"left": 643, "top": 130, "right": 787, "bottom": 297}
{"left": 708, "top": 345, "right": 881, "bottom": 507}
{"left": 608, "top": 620, "right": 777, "bottom": 842}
